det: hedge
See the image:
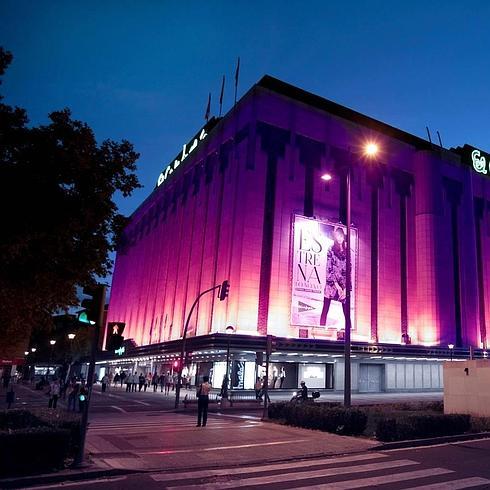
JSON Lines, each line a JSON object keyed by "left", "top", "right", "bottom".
{"left": 0, "top": 427, "right": 70, "bottom": 476}
{"left": 268, "top": 402, "right": 367, "bottom": 436}
{"left": 376, "top": 413, "right": 471, "bottom": 442}
{"left": 0, "top": 409, "right": 81, "bottom": 476}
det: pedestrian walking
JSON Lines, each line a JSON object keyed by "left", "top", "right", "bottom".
{"left": 114, "top": 373, "right": 120, "bottom": 386}
{"left": 165, "top": 371, "right": 172, "bottom": 395}
{"left": 101, "top": 374, "right": 109, "bottom": 393}
{"left": 254, "top": 378, "right": 262, "bottom": 400}
{"left": 138, "top": 373, "right": 145, "bottom": 392}
{"left": 132, "top": 372, "right": 138, "bottom": 392}
{"left": 6, "top": 386, "right": 14, "bottom": 409}
{"left": 48, "top": 378, "right": 60, "bottom": 408}
{"left": 152, "top": 372, "right": 158, "bottom": 392}
{"left": 68, "top": 381, "right": 79, "bottom": 411}
{"left": 125, "top": 374, "right": 132, "bottom": 392}
{"left": 196, "top": 375, "right": 211, "bottom": 427}
{"left": 261, "top": 377, "right": 271, "bottom": 403}
{"left": 120, "top": 371, "right": 126, "bottom": 387}
{"left": 159, "top": 373, "right": 165, "bottom": 392}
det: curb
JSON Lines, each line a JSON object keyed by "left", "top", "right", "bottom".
{"left": 0, "top": 467, "right": 142, "bottom": 489}
{"left": 374, "top": 431, "right": 490, "bottom": 451}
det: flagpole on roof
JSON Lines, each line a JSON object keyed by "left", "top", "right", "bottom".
{"left": 205, "top": 92, "right": 211, "bottom": 122}
{"left": 234, "top": 57, "right": 240, "bottom": 107}
{"left": 219, "top": 75, "right": 225, "bottom": 117}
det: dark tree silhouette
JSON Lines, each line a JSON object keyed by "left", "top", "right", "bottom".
{"left": 0, "top": 48, "right": 140, "bottom": 358}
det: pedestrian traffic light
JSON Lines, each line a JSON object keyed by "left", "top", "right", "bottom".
{"left": 219, "top": 280, "right": 230, "bottom": 301}
{"left": 106, "top": 322, "right": 125, "bottom": 351}
{"left": 78, "top": 284, "right": 105, "bottom": 326}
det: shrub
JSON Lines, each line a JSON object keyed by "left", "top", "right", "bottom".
{"left": 376, "top": 413, "right": 470, "bottom": 442}
{"left": 0, "top": 409, "right": 43, "bottom": 430}
{"left": 0, "top": 427, "right": 70, "bottom": 476}
{"left": 268, "top": 402, "right": 367, "bottom": 436}
{"left": 469, "top": 417, "right": 490, "bottom": 433}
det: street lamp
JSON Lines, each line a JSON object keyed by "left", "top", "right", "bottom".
{"left": 448, "top": 343, "right": 454, "bottom": 362}
{"left": 323, "top": 142, "right": 379, "bottom": 408}
{"left": 31, "top": 347, "right": 36, "bottom": 353}
{"left": 67, "top": 333, "right": 76, "bottom": 340}
{"left": 223, "top": 325, "right": 236, "bottom": 398}
{"left": 48, "top": 340, "right": 56, "bottom": 376}
{"left": 24, "top": 351, "right": 29, "bottom": 356}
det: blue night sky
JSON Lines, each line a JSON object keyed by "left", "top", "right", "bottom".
{"left": 2, "top": 0, "right": 490, "bottom": 220}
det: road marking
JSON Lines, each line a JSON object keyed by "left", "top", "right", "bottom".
{"left": 403, "top": 477, "right": 490, "bottom": 489}
{"left": 110, "top": 405, "right": 127, "bottom": 413}
{"left": 145, "top": 439, "right": 309, "bottom": 455}
{"left": 293, "top": 468, "right": 454, "bottom": 489}
{"left": 166, "top": 459, "right": 420, "bottom": 489}
{"left": 21, "top": 476, "right": 127, "bottom": 489}
{"left": 151, "top": 452, "right": 388, "bottom": 481}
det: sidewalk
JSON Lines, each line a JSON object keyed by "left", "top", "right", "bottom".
{"left": 86, "top": 411, "right": 379, "bottom": 473}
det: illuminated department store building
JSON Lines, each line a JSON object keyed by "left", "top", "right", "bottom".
{"left": 101, "top": 75, "right": 490, "bottom": 393}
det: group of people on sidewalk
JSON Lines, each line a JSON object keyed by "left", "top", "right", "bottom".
{"left": 43, "top": 377, "right": 89, "bottom": 412}
{"left": 109, "top": 370, "right": 193, "bottom": 394}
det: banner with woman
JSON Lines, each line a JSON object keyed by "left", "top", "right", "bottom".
{"left": 291, "top": 215, "right": 358, "bottom": 332}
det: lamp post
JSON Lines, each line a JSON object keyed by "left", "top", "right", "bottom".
{"left": 48, "top": 340, "right": 56, "bottom": 376}
{"left": 223, "top": 325, "right": 235, "bottom": 398}
{"left": 448, "top": 343, "right": 454, "bottom": 362}
{"left": 66, "top": 334, "right": 76, "bottom": 382}
{"left": 321, "top": 142, "right": 379, "bottom": 408}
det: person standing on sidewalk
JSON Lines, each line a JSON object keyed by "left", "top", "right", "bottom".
{"left": 152, "top": 372, "right": 158, "bottom": 392}
{"left": 165, "top": 371, "right": 172, "bottom": 395}
{"left": 196, "top": 375, "right": 211, "bottom": 427}
{"left": 101, "top": 374, "right": 109, "bottom": 393}
{"left": 48, "top": 378, "right": 60, "bottom": 408}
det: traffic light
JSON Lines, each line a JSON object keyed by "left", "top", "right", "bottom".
{"left": 106, "top": 322, "right": 125, "bottom": 350}
{"left": 78, "top": 284, "right": 105, "bottom": 326}
{"left": 219, "top": 280, "right": 230, "bottom": 301}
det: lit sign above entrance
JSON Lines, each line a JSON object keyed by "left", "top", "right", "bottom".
{"left": 455, "top": 144, "right": 490, "bottom": 177}
{"left": 156, "top": 118, "right": 219, "bottom": 188}
{"left": 115, "top": 346, "right": 125, "bottom": 356}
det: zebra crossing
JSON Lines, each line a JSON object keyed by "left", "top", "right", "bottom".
{"left": 150, "top": 452, "right": 490, "bottom": 489}
{"left": 88, "top": 413, "right": 261, "bottom": 433}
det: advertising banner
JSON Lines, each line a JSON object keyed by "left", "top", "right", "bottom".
{"left": 291, "top": 215, "right": 357, "bottom": 331}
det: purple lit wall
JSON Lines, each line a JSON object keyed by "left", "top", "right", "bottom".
{"left": 107, "top": 76, "right": 490, "bottom": 350}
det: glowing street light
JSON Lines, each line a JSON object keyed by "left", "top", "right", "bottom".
{"left": 68, "top": 333, "right": 76, "bottom": 340}
{"left": 49, "top": 339, "right": 56, "bottom": 346}
{"left": 321, "top": 173, "right": 333, "bottom": 182}
{"left": 364, "top": 142, "right": 379, "bottom": 158}
{"left": 31, "top": 347, "right": 36, "bottom": 353}
{"left": 24, "top": 351, "right": 29, "bottom": 356}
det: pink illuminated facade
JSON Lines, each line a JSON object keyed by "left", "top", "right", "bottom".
{"left": 103, "top": 76, "right": 490, "bottom": 392}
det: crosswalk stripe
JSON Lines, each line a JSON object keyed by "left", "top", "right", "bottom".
{"left": 151, "top": 452, "right": 388, "bottom": 482}
{"left": 165, "top": 459, "right": 419, "bottom": 489}
{"left": 403, "top": 477, "right": 490, "bottom": 489}
{"left": 293, "top": 468, "right": 454, "bottom": 489}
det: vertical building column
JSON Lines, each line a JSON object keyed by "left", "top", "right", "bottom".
{"left": 366, "top": 165, "right": 384, "bottom": 343}
{"left": 393, "top": 169, "right": 414, "bottom": 341}
{"left": 296, "top": 135, "right": 325, "bottom": 218}
{"left": 414, "top": 150, "right": 443, "bottom": 345}
{"left": 443, "top": 178, "right": 463, "bottom": 347}
{"left": 474, "top": 198, "right": 487, "bottom": 348}
{"left": 256, "top": 122, "right": 290, "bottom": 335}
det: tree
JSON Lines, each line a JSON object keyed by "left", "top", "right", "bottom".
{"left": 0, "top": 48, "right": 141, "bottom": 358}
